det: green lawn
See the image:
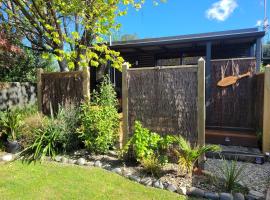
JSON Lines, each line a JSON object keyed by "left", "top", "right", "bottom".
{"left": 0, "top": 161, "right": 196, "bottom": 200}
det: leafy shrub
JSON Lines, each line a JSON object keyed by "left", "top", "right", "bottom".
{"left": 218, "top": 159, "right": 246, "bottom": 192}
{"left": 18, "top": 113, "right": 46, "bottom": 149}
{"left": 173, "top": 136, "right": 221, "bottom": 175}
{"left": 0, "top": 109, "right": 23, "bottom": 141}
{"left": 122, "top": 121, "right": 174, "bottom": 165}
{"left": 78, "top": 76, "right": 119, "bottom": 154}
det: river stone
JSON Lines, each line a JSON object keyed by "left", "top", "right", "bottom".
{"left": 153, "top": 180, "right": 164, "bottom": 189}
{"left": 103, "top": 164, "right": 111, "bottom": 170}
{"left": 129, "top": 175, "right": 141, "bottom": 183}
{"left": 61, "top": 157, "right": 68, "bottom": 163}
{"left": 108, "top": 150, "right": 118, "bottom": 157}
{"left": 246, "top": 190, "right": 265, "bottom": 200}
{"left": 86, "top": 161, "right": 94, "bottom": 166}
{"left": 112, "top": 168, "right": 122, "bottom": 175}
{"left": 233, "top": 193, "right": 245, "bottom": 200}
{"left": 1, "top": 154, "right": 14, "bottom": 162}
{"left": 177, "top": 187, "right": 187, "bottom": 195}
{"left": 140, "top": 177, "right": 153, "bottom": 187}
{"left": 220, "top": 193, "right": 233, "bottom": 200}
{"left": 187, "top": 187, "right": 205, "bottom": 197}
{"left": 122, "top": 169, "right": 132, "bottom": 177}
{"left": 94, "top": 160, "right": 102, "bottom": 167}
{"left": 77, "top": 158, "right": 86, "bottom": 166}
{"left": 68, "top": 159, "right": 77, "bottom": 164}
{"left": 204, "top": 192, "right": 219, "bottom": 200}
{"left": 54, "top": 155, "right": 62, "bottom": 162}
{"left": 167, "top": 184, "right": 177, "bottom": 192}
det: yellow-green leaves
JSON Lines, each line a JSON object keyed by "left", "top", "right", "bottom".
{"left": 71, "top": 32, "right": 80, "bottom": 40}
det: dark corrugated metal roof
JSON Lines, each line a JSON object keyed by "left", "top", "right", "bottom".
{"left": 111, "top": 28, "right": 265, "bottom": 48}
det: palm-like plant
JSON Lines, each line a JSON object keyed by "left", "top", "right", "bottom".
{"left": 173, "top": 136, "right": 221, "bottom": 175}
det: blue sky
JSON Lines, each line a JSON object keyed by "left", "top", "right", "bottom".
{"left": 117, "top": 0, "right": 269, "bottom": 40}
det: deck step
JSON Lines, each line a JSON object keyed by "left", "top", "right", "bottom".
{"left": 206, "top": 129, "right": 258, "bottom": 147}
{"left": 206, "top": 151, "right": 265, "bottom": 164}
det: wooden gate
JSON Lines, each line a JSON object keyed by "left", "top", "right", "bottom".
{"left": 206, "top": 58, "right": 256, "bottom": 130}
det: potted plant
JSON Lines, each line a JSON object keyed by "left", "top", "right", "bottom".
{"left": 0, "top": 109, "right": 22, "bottom": 153}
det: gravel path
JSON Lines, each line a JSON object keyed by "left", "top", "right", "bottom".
{"left": 205, "top": 158, "right": 270, "bottom": 194}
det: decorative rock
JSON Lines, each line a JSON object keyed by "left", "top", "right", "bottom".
{"left": 112, "top": 168, "right": 122, "bottom": 175}
{"left": 177, "top": 187, "right": 187, "bottom": 195}
{"left": 86, "top": 161, "right": 94, "bottom": 166}
{"left": 140, "top": 177, "right": 153, "bottom": 187}
{"left": 103, "top": 164, "right": 111, "bottom": 170}
{"left": 74, "top": 149, "right": 87, "bottom": 156}
{"left": 108, "top": 150, "right": 118, "bottom": 157}
{"left": 68, "top": 159, "right": 77, "bottom": 164}
{"left": 61, "top": 157, "right": 68, "bottom": 164}
{"left": 153, "top": 180, "right": 164, "bottom": 189}
{"left": 246, "top": 190, "right": 265, "bottom": 200}
{"left": 167, "top": 184, "right": 177, "bottom": 192}
{"left": 1, "top": 154, "right": 14, "bottom": 162}
{"left": 187, "top": 187, "right": 205, "bottom": 198}
{"left": 76, "top": 158, "right": 86, "bottom": 166}
{"left": 220, "top": 193, "right": 233, "bottom": 200}
{"left": 54, "top": 156, "right": 62, "bottom": 162}
{"left": 122, "top": 169, "right": 132, "bottom": 177}
{"left": 129, "top": 175, "right": 141, "bottom": 183}
{"left": 94, "top": 160, "right": 102, "bottom": 167}
{"left": 204, "top": 192, "right": 219, "bottom": 200}
{"left": 233, "top": 193, "right": 245, "bottom": 200}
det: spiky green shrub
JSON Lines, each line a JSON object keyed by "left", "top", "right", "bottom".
{"left": 173, "top": 136, "right": 221, "bottom": 174}
{"left": 218, "top": 159, "right": 246, "bottom": 192}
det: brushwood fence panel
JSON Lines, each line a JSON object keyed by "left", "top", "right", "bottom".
{"left": 125, "top": 66, "right": 199, "bottom": 144}
{"left": 39, "top": 69, "right": 90, "bottom": 115}
{"left": 0, "top": 82, "right": 36, "bottom": 111}
{"left": 206, "top": 58, "right": 256, "bottom": 129}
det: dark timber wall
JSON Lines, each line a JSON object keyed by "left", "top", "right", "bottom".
{"left": 206, "top": 58, "right": 256, "bottom": 129}
{"left": 126, "top": 66, "right": 199, "bottom": 144}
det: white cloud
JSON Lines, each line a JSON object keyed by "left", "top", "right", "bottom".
{"left": 256, "top": 20, "right": 263, "bottom": 27}
{"left": 206, "top": 0, "right": 238, "bottom": 21}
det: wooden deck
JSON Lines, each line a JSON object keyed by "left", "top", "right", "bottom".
{"left": 206, "top": 129, "right": 258, "bottom": 147}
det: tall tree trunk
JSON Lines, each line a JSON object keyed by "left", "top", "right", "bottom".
{"left": 58, "top": 59, "right": 68, "bottom": 72}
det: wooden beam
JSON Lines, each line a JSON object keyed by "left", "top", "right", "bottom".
{"left": 256, "top": 38, "right": 262, "bottom": 72}
{"left": 82, "top": 67, "right": 90, "bottom": 101}
{"left": 121, "top": 63, "right": 129, "bottom": 148}
{"left": 263, "top": 65, "right": 270, "bottom": 153}
{"left": 197, "top": 58, "right": 206, "bottom": 166}
{"left": 206, "top": 42, "right": 212, "bottom": 104}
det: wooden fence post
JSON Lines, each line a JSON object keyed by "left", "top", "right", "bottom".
{"left": 121, "top": 63, "right": 129, "bottom": 148}
{"left": 37, "top": 68, "right": 43, "bottom": 112}
{"left": 197, "top": 58, "right": 206, "bottom": 165}
{"left": 263, "top": 65, "right": 270, "bottom": 153}
{"left": 82, "top": 67, "right": 90, "bottom": 101}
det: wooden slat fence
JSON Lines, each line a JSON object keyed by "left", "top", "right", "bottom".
{"left": 206, "top": 58, "right": 256, "bottom": 129}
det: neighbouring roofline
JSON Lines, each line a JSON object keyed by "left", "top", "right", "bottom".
{"left": 111, "top": 28, "right": 265, "bottom": 48}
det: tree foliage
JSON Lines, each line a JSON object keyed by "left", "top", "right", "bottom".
{"left": 0, "top": 0, "right": 163, "bottom": 71}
